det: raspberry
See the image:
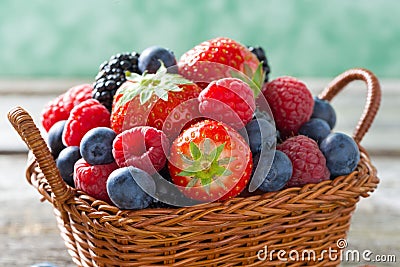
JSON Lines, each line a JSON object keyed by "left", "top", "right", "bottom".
{"left": 41, "top": 84, "right": 93, "bottom": 132}
{"left": 277, "top": 135, "right": 330, "bottom": 187}
{"left": 198, "top": 78, "right": 255, "bottom": 129}
{"left": 74, "top": 158, "right": 118, "bottom": 203}
{"left": 263, "top": 77, "right": 314, "bottom": 138}
{"left": 112, "top": 126, "right": 169, "bottom": 175}
{"left": 62, "top": 99, "right": 111, "bottom": 146}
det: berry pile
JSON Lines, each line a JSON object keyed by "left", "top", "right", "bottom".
{"left": 41, "top": 37, "right": 361, "bottom": 210}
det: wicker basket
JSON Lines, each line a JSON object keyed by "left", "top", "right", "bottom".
{"left": 8, "top": 68, "right": 381, "bottom": 266}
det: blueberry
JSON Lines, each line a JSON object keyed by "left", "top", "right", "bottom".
{"left": 47, "top": 120, "right": 66, "bottom": 158}
{"left": 80, "top": 127, "right": 116, "bottom": 165}
{"left": 312, "top": 97, "right": 336, "bottom": 129}
{"left": 252, "top": 108, "right": 275, "bottom": 124}
{"left": 244, "top": 118, "right": 276, "bottom": 154}
{"left": 299, "top": 118, "right": 331, "bottom": 143}
{"left": 257, "top": 150, "right": 292, "bottom": 192}
{"left": 56, "top": 146, "right": 81, "bottom": 187}
{"left": 138, "top": 46, "right": 177, "bottom": 73}
{"left": 319, "top": 132, "right": 360, "bottom": 177}
{"left": 250, "top": 147, "right": 274, "bottom": 190}
{"left": 107, "top": 167, "right": 156, "bottom": 209}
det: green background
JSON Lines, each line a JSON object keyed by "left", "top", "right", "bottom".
{"left": 1, "top": 0, "right": 399, "bottom": 79}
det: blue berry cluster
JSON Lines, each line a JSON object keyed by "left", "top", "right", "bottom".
{"left": 47, "top": 123, "right": 156, "bottom": 210}
{"left": 299, "top": 97, "right": 360, "bottom": 178}
{"left": 244, "top": 96, "right": 361, "bottom": 193}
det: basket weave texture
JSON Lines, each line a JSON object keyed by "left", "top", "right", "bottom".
{"left": 9, "top": 68, "right": 381, "bottom": 267}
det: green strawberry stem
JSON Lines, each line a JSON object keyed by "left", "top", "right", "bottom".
{"left": 230, "top": 62, "right": 265, "bottom": 97}
{"left": 116, "top": 62, "right": 193, "bottom": 107}
{"left": 178, "top": 139, "right": 234, "bottom": 195}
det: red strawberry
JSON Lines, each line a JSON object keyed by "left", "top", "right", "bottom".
{"left": 277, "top": 135, "right": 330, "bottom": 187}
{"left": 41, "top": 84, "right": 93, "bottom": 132}
{"left": 168, "top": 120, "right": 252, "bottom": 202}
{"left": 198, "top": 78, "right": 255, "bottom": 129}
{"left": 112, "top": 126, "right": 169, "bottom": 175}
{"left": 178, "top": 37, "right": 264, "bottom": 94}
{"left": 110, "top": 64, "right": 202, "bottom": 140}
{"left": 74, "top": 158, "right": 118, "bottom": 203}
{"left": 63, "top": 99, "right": 110, "bottom": 146}
{"left": 263, "top": 76, "right": 314, "bottom": 138}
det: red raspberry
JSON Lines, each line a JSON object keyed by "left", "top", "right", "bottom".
{"left": 263, "top": 77, "right": 314, "bottom": 138}
{"left": 41, "top": 84, "right": 93, "bottom": 132}
{"left": 74, "top": 158, "right": 118, "bottom": 203}
{"left": 112, "top": 126, "right": 169, "bottom": 175}
{"left": 277, "top": 135, "right": 330, "bottom": 187}
{"left": 62, "top": 99, "right": 110, "bottom": 146}
{"left": 198, "top": 78, "right": 255, "bottom": 129}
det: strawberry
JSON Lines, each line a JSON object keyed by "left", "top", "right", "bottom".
{"left": 178, "top": 37, "right": 264, "bottom": 95}
{"left": 110, "top": 64, "right": 202, "bottom": 140}
{"left": 168, "top": 120, "right": 253, "bottom": 202}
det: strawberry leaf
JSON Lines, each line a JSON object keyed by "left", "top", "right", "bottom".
{"left": 229, "top": 68, "right": 261, "bottom": 98}
{"left": 251, "top": 62, "right": 265, "bottom": 95}
{"left": 125, "top": 72, "right": 142, "bottom": 82}
{"left": 243, "top": 64, "right": 254, "bottom": 78}
{"left": 155, "top": 61, "right": 168, "bottom": 76}
{"left": 218, "top": 156, "right": 236, "bottom": 165}
{"left": 162, "top": 73, "right": 193, "bottom": 87}
{"left": 214, "top": 177, "right": 228, "bottom": 190}
{"left": 179, "top": 152, "right": 195, "bottom": 165}
{"left": 114, "top": 62, "right": 193, "bottom": 108}
{"left": 189, "top": 142, "right": 202, "bottom": 160}
{"left": 178, "top": 170, "right": 195, "bottom": 177}
{"left": 185, "top": 177, "right": 199, "bottom": 188}
{"left": 154, "top": 86, "right": 169, "bottom": 101}
{"left": 139, "top": 89, "right": 153, "bottom": 104}
{"left": 214, "top": 143, "right": 225, "bottom": 161}
{"left": 214, "top": 165, "right": 228, "bottom": 177}
{"left": 203, "top": 138, "right": 211, "bottom": 152}
{"left": 222, "top": 169, "right": 232, "bottom": 176}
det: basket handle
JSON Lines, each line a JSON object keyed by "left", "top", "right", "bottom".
{"left": 7, "top": 107, "right": 74, "bottom": 206}
{"left": 318, "top": 68, "right": 381, "bottom": 143}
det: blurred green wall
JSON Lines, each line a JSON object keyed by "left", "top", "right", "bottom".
{"left": 1, "top": 0, "right": 399, "bottom": 79}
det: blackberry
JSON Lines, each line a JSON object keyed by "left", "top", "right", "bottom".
{"left": 93, "top": 52, "right": 141, "bottom": 111}
{"left": 247, "top": 46, "right": 271, "bottom": 83}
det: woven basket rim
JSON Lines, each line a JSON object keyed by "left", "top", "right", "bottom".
{"left": 26, "top": 145, "right": 379, "bottom": 220}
